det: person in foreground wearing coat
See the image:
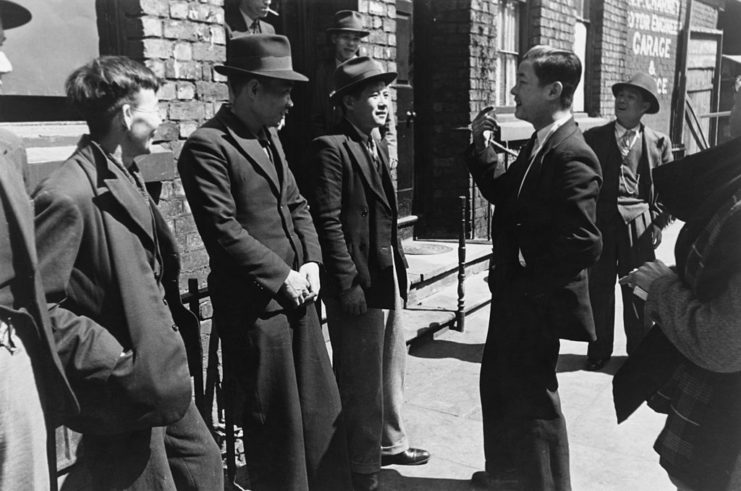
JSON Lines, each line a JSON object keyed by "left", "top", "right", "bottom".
{"left": 0, "top": 3, "right": 78, "bottom": 489}
{"left": 177, "top": 34, "right": 352, "bottom": 490}
{"left": 32, "top": 56, "right": 222, "bottom": 490}
{"left": 307, "top": 56, "right": 429, "bottom": 491}
{"left": 465, "top": 45, "right": 602, "bottom": 490}
{"left": 615, "top": 136, "right": 741, "bottom": 491}
{"left": 582, "top": 72, "right": 673, "bottom": 371}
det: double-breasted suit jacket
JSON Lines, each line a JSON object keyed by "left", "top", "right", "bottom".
{"left": 178, "top": 105, "right": 350, "bottom": 490}
{"left": 0, "top": 132, "right": 76, "bottom": 422}
{"left": 33, "top": 137, "right": 198, "bottom": 435}
{"left": 584, "top": 121, "right": 672, "bottom": 233}
{"left": 308, "top": 120, "right": 407, "bottom": 308}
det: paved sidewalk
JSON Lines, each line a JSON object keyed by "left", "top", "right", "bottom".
{"left": 379, "top": 223, "right": 683, "bottom": 490}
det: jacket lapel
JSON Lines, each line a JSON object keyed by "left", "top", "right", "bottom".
{"left": 342, "top": 121, "right": 391, "bottom": 210}
{"left": 518, "top": 118, "right": 579, "bottom": 200}
{"left": 80, "top": 140, "right": 155, "bottom": 247}
{"left": 219, "top": 108, "right": 282, "bottom": 197}
{"left": 377, "top": 138, "right": 397, "bottom": 211}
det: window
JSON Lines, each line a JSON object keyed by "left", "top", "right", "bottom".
{"left": 495, "top": 0, "right": 525, "bottom": 107}
{"left": 572, "top": 0, "right": 591, "bottom": 112}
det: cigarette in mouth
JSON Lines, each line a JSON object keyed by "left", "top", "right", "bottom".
{"left": 267, "top": 7, "right": 279, "bottom": 16}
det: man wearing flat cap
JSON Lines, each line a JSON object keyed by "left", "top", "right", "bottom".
{"left": 178, "top": 34, "right": 352, "bottom": 490}
{"left": 307, "top": 56, "right": 429, "bottom": 491}
{"left": 582, "top": 72, "right": 673, "bottom": 371}
{"left": 0, "top": 3, "right": 77, "bottom": 489}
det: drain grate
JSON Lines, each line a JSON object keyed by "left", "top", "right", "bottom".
{"left": 404, "top": 243, "right": 453, "bottom": 255}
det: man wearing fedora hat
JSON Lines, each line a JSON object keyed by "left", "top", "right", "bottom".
{"left": 178, "top": 34, "right": 352, "bottom": 491}
{"left": 0, "top": 3, "right": 78, "bottom": 489}
{"left": 307, "top": 56, "right": 429, "bottom": 491}
{"left": 582, "top": 72, "right": 673, "bottom": 371}
{"left": 225, "top": 0, "right": 276, "bottom": 38}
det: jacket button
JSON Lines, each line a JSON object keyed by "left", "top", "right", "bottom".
{"left": 171, "top": 324, "right": 179, "bottom": 332}
{"left": 360, "top": 209, "right": 368, "bottom": 217}
{"left": 163, "top": 299, "right": 168, "bottom": 306}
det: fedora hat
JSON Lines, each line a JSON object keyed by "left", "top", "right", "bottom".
{"left": 0, "top": 1, "right": 31, "bottom": 30}
{"left": 326, "top": 10, "right": 369, "bottom": 37}
{"left": 215, "top": 34, "right": 308, "bottom": 82}
{"left": 612, "top": 72, "right": 660, "bottom": 114}
{"left": 330, "top": 56, "right": 396, "bottom": 101}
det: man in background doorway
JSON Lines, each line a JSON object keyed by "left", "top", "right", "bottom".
{"left": 225, "top": 0, "right": 276, "bottom": 38}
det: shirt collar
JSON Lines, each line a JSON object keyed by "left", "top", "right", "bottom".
{"left": 615, "top": 121, "right": 643, "bottom": 138}
{"left": 534, "top": 113, "right": 571, "bottom": 149}
{"left": 346, "top": 118, "right": 371, "bottom": 143}
{"left": 240, "top": 10, "right": 257, "bottom": 29}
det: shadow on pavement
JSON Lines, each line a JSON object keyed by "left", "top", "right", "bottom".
{"left": 556, "top": 354, "right": 627, "bottom": 375}
{"left": 380, "top": 469, "right": 475, "bottom": 490}
{"left": 408, "top": 339, "right": 484, "bottom": 364}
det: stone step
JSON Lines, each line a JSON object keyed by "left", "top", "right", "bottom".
{"left": 404, "top": 240, "right": 492, "bottom": 305}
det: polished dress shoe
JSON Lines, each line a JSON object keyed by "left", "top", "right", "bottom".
{"left": 351, "top": 472, "right": 379, "bottom": 491}
{"left": 471, "top": 470, "right": 519, "bottom": 489}
{"left": 585, "top": 357, "right": 610, "bottom": 371}
{"left": 381, "top": 447, "right": 430, "bottom": 466}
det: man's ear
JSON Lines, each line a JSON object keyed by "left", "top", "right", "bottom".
{"left": 246, "top": 78, "right": 261, "bottom": 100}
{"left": 548, "top": 81, "right": 564, "bottom": 102}
{"left": 121, "top": 103, "right": 133, "bottom": 131}
{"left": 341, "top": 94, "right": 354, "bottom": 112}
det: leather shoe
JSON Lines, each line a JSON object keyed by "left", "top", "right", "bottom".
{"left": 471, "top": 470, "right": 519, "bottom": 489}
{"left": 381, "top": 447, "right": 430, "bottom": 466}
{"left": 585, "top": 357, "right": 610, "bottom": 371}
{"left": 351, "top": 472, "right": 379, "bottom": 491}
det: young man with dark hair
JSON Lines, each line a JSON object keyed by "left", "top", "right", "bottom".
{"left": 33, "top": 55, "right": 222, "bottom": 490}
{"left": 307, "top": 56, "right": 429, "bottom": 491}
{"left": 178, "top": 34, "right": 351, "bottom": 490}
{"left": 466, "top": 45, "right": 602, "bottom": 490}
{"left": 582, "top": 73, "right": 673, "bottom": 371}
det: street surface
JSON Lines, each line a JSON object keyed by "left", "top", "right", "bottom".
{"left": 380, "top": 222, "right": 683, "bottom": 490}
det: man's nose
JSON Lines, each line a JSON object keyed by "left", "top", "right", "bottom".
{"left": 0, "top": 52, "right": 13, "bottom": 75}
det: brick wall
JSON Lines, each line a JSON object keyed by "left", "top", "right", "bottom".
{"left": 528, "top": 0, "right": 575, "bottom": 49}
{"left": 117, "top": 0, "right": 228, "bottom": 294}
{"left": 590, "top": 0, "right": 626, "bottom": 116}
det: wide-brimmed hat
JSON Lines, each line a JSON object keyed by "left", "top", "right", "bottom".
{"left": 0, "top": 1, "right": 31, "bottom": 29}
{"left": 326, "top": 10, "right": 369, "bottom": 37}
{"left": 215, "top": 34, "right": 308, "bottom": 82}
{"left": 330, "top": 56, "right": 396, "bottom": 101}
{"left": 612, "top": 72, "right": 660, "bottom": 114}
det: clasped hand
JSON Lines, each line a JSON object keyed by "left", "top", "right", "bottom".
{"left": 278, "top": 263, "right": 321, "bottom": 310}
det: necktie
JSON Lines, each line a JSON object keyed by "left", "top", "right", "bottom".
{"left": 367, "top": 138, "right": 381, "bottom": 173}
{"left": 618, "top": 129, "right": 636, "bottom": 160}
{"left": 250, "top": 20, "right": 261, "bottom": 34}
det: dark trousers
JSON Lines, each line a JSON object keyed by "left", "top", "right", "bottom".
{"left": 588, "top": 212, "right": 655, "bottom": 360}
{"left": 480, "top": 294, "right": 571, "bottom": 491}
{"left": 216, "top": 299, "right": 352, "bottom": 491}
{"left": 62, "top": 401, "right": 223, "bottom": 490}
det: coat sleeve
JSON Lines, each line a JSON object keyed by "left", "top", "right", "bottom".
{"left": 648, "top": 271, "right": 741, "bottom": 373}
{"left": 526, "top": 152, "right": 603, "bottom": 294}
{"left": 177, "top": 133, "right": 291, "bottom": 296}
{"left": 464, "top": 143, "right": 511, "bottom": 205}
{"left": 308, "top": 138, "right": 359, "bottom": 293}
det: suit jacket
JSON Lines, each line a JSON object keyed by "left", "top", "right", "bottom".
{"left": 583, "top": 121, "right": 672, "bottom": 229}
{"left": 0, "top": 143, "right": 77, "bottom": 425}
{"left": 467, "top": 118, "right": 603, "bottom": 341}
{"left": 224, "top": 1, "right": 275, "bottom": 38}
{"left": 33, "top": 137, "right": 196, "bottom": 435}
{"left": 178, "top": 105, "right": 322, "bottom": 320}
{"left": 308, "top": 119, "right": 407, "bottom": 308}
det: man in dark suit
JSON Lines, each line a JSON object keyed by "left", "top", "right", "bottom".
{"left": 466, "top": 46, "right": 602, "bottom": 490}
{"left": 583, "top": 73, "right": 673, "bottom": 371}
{"left": 178, "top": 35, "right": 352, "bottom": 491}
{"left": 0, "top": 5, "right": 78, "bottom": 488}
{"left": 225, "top": 0, "right": 276, "bottom": 38}
{"left": 33, "top": 56, "right": 222, "bottom": 490}
{"left": 307, "top": 57, "right": 429, "bottom": 491}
